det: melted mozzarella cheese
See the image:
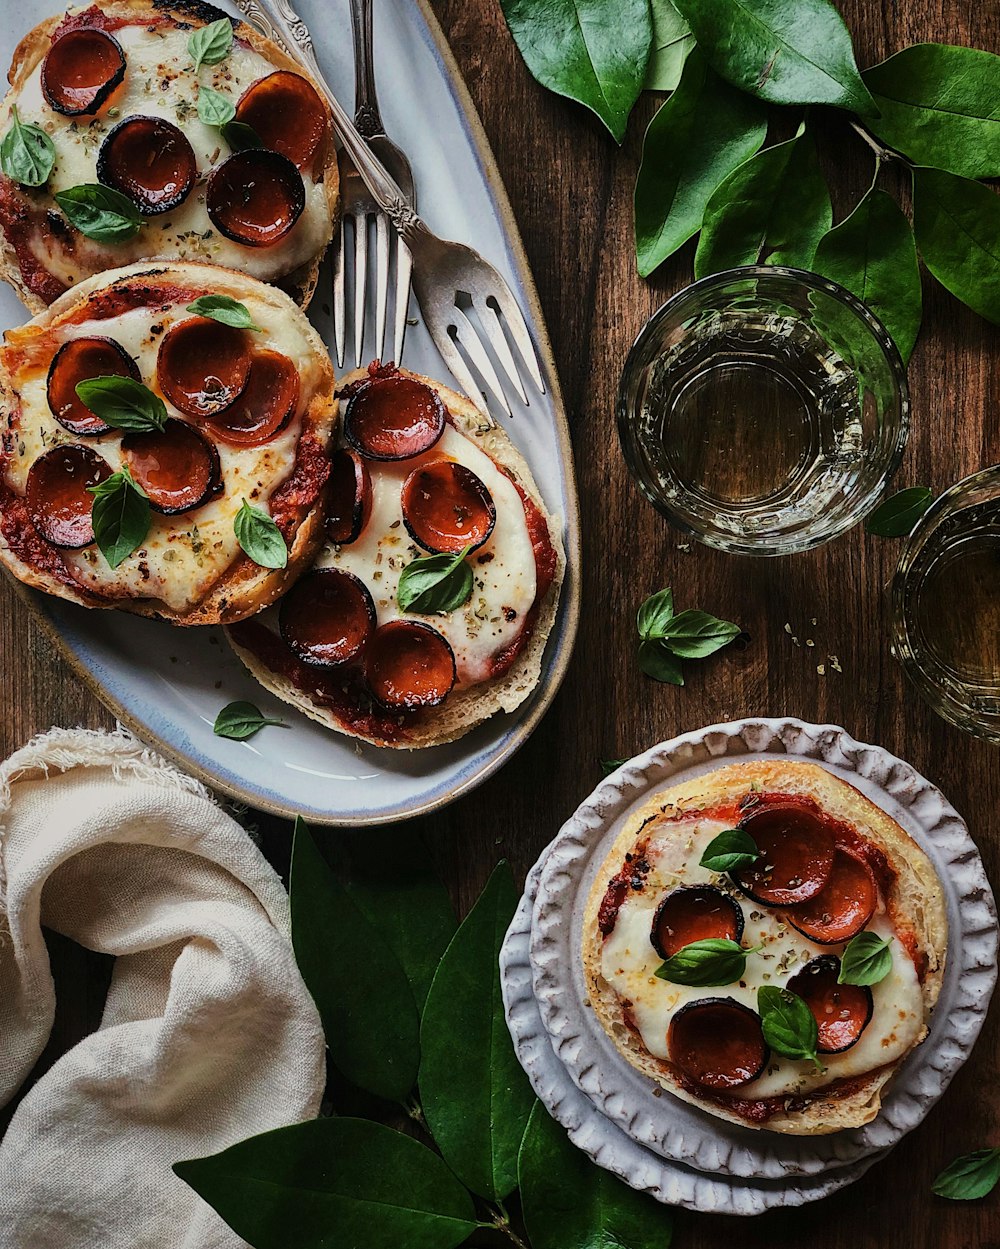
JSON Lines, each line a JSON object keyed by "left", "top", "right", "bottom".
{"left": 319, "top": 425, "right": 538, "bottom": 684}
{"left": 3, "top": 22, "right": 330, "bottom": 284}
{"left": 601, "top": 816, "right": 924, "bottom": 1100}
{"left": 5, "top": 289, "right": 324, "bottom": 610}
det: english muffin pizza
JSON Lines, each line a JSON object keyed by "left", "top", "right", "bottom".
{"left": 0, "top": 0, "right": 336, "bottom": 311}
{"left": 227, "top": 362, "right": 565, "bottom": 748}
{"left": 584, "top": 761, "right": 947, "bottom": 1134}
{"left": 0, "top": 259, "right": 335, "bottom": 624}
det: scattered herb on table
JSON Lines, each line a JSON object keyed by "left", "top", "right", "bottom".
{"left": 636, "top": 586, "right": 741, "bottom": 685}
{"left": 931, "top": 1148, "right": 1000, "bottom": 1201}
{"left": 601, "top": 758, "right": 626, "bottom": 775}
{"left": 865, "top": 487, "right": 934, "bottom": 537}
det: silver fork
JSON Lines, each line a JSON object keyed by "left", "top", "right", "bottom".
{"left": 234, "top": 0, "right": 545, "bottom": 417}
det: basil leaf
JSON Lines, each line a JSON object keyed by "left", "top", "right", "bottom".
{"left": 221, "top": 120, "right": 264, "bottom": 152}
{"left": 695, "top": 125, "right": 832, "bottom": 278}
{"left": 518, "top": 1101, "right": 671, "bottom": 1249}
{"left": 655, "top": 938, "right": 750, "bottom": 987}
{"left": 635, "top": 48, "right": 768, "bottom": 276}
{"left": 0, "top": 105, "right": 55, "bottom": 187}
{"left": 397, "top": 546, "right": 473, "bottom": 614}
{"left": 88, "top": 468, "right": 150, "bottom": 569}
{"left": 838, "top": 932, "right": 893, "bottom": 986}
{"left": 912, "top": 166, "right": 1000, "bottom": 325}
{"left": 700, "top": 828, "right": 760, "bottom": 872}
{"left": 234, "top": 499, "right": 287, "bottom": 569}
{"left": 174, "top": 1118, "right": 480, "bottom": 1249}
{"left": 863, "top": 45, "right": 1000, "bottom": 180}
{"left": 196, "top": 84, "right": 236, "bottom": 127}
{"left": 662, "top": 609, "right": 741, "bottom": 658}
{"left": 636, "top": 586, "right": 674, "bottom": 639}
{"left": 865, "top": 486, "right": 933, "bottom": 538}
{"left": 757, "top": 985, "right": 820, "bottom": 1066}
{"left": 500, "top": 0, "right": 652, "bottom": 143}
{"left": 813, "top": 187, "right": 923, "bottom": 363}
{"left": 638, "top": 638, "right": 684, "bottom": 685}
{"left": 645, "top": 0, "right": 694, "bottom": 92}
{"left": 672, "top": 0, "right": 876, "bottom": 115}
{"left": 213, "top": 700, "right": 286, "bottom": 740}
{"left": 931, "top": 1148, "right": 1000, "bottom": 1201}
{"left": 188, "top": 16, "right": 233, "bottom": 73}
{"left": 420, "top": 862, "right": 535, "bottom": 1202}
{"left": 74, "top": 376, "right": 166, "bottom": 433}
{"left": 601, "top": 758, "right": 626, "bottom": 775}
{"left": 186, "top": 294, "right": 262, "bottom": 331}
{"left": 54, "top": 184, "right": 142, "bottom": 243}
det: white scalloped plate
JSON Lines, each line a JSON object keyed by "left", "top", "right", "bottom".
{"left": 528, "top": 719, "right": 997, "bottom": 1180}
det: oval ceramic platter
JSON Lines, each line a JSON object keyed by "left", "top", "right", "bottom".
{"left": 0, "top": 0, "right": 580, "bottom": 825}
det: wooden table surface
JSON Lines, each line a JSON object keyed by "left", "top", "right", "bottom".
{"left": 3, "top": 0, "right": 999, "bottom": 1245}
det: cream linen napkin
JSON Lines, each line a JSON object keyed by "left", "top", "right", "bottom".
{"left": 0, "top": 727, "right": 326, "bottom": 1249}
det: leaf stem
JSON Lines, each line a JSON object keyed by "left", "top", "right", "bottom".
{"left": 490, "top": 1200, "right": 530, "bottom": 1249}
{"left": 403, "top": 1093, "right": 429, "bottom": 1131}
{"left": 848, "top": 119, "right": 903, "bottom": 167}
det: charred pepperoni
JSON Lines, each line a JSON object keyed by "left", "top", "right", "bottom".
{"left": 96, "top": 116, "right": 196, "bottom": 215}
{"left": 731, "top": 803, "right": 836, "bottom": 906}
{"left": 785, "top": 846, "right": 878, "bottom": 945}
{"left": 26, "top": 444, "right": 111, "bottom": 548}
{"left": 668, "top": 998, "right": 769, "bottom": 1090}
{"left": 279, "top": 568, "right": 375, "bottom": 667}
{"left": 47, "top": 335, "right": 139, "bottom": 435}
{"left": 326, "top": 449, "right": 372, "bottom": 545}
{"left": 787, "top": 956, "right": 874, "bottom": 1053}
{"left": 121, "top": 419, "right": 222, "bottom": 515}
{"left": 651, "top": 885, "right": 745, "bottom": 960}
{"left": 41, "top": 27, "right": 125, "bottom": 116}
{"left": 344, "top": 373, "right": 445, "bottom": 461}
{"left": 234, "top": 71, "right": 330, "bottom": 174}
{"left": 156, "top": 316, "right": 251, "bottom": 418}
{"left": 365, "top": 620, "right": 456, "bottom": 709}
{"left": 207, "top": 150, "right": 305, "bottom": 248}
{"left": 203, "top": 349, "right": 299, "bottom": 447}
{"left": 401, "top": 460, "right": 496, "bottom": 554}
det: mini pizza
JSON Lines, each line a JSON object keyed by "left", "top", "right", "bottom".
{"left": 0, "top": 260, "right": 335, "bottom": 625}
{"left": 226, "top": 363, "right": 565, "bottom": 748}
{"left": 0, "top": 0, "right": 336, "bottom": 311}
{"left": 584, "top": 761, "right": 948, "bottom": 1134}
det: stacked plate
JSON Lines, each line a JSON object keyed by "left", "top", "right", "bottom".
{"left": 499, "top": 718, "right": 998, "bottom": 1215}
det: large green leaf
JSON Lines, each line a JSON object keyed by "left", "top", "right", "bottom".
{"left": 501, "top": 0, "right": 652, "bottom": 142}
{"left": 644, "top": 0, "right": 695, "bottom": 92}
{"left": 695, "top": 126, "right": 831, "bottom": 278}
{"left": 419, "top": 861, "right": 534, "bottom": 1201}
{"left": 863, "top": 44, "right": 1000, "bottom": 179}
{"left": 518, "top": 1102, "right": 672, "bottom": 1249}
{"left": 813, "top": 187, "right": 922, "bottom": 362}
{"left": 912, "top": 166, "right": 1000, "bottom": 325}
{"left": 290, "top": 818, "right": 420, "bottom": 1102}
{"left": 672, "top": 0, "right": 876, "bottom": 115}
{"left": 174, "top": 1117, "right": 481, "bottom": 1249}
{"left": 634, "top": 48, "right": 768, "bottom": 275}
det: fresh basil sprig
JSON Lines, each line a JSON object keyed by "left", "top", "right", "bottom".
{"left": 197, "top": 85, "right": 236, "bottom": 128}
{"left": 0, "top": 105, "right": 55, "bottom": 187}
{"left": 700, "top": 828, "right": 760, "bottom": 873}
{"left": 186, "top": 295, "right": 262, "bottom": 331}
{"left": 88, "top": 467, "right": 150, "bottom": 569}
{"left": 189, "top": 17, "right": 233, "bottom": 72}
{"left": 839, "top": 932, "right": 893, "bottom": 986}
{"left": 654, "top": 937, "right": 755, "bottom": 988}
{"left": 221, "top": 121, "right": 264, "bottom": 152}
{"left": 213, "top": 700, "right": 287, "bottom": 740}
{"left": 757, "top": 985, "right": 822, "bottom": 1069}
{"left": 235, "top": 499, "right": 288, "bottom": 569}
{"left": 397, "top": 546, "right": 474, "bottom": 615}
{"left": 636, "top": 586, "right": 741, "bottom": 685}
{"left": 54, "top": 184, "right": 142, "bottom": 243}
{"left": 865, "top": 486, "right": 934, "bottom": 538}
{"left": 75, "top": 376, "right": 166, "bottom": 433}
{"left": 931, "top": 1148, "right": 1000, "bottom": 1201}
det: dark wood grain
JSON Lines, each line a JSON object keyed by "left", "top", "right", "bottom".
{"left": 3, "top": 0, "right": 1000, "bottom": 1242}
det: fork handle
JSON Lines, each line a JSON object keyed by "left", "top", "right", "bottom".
{"left": 348, "top": 0, "right": 384, "bottom": 138}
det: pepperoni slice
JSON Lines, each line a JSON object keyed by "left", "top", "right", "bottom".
{"left": 668, "top": 998, "right": 769, "bottom": 1091}
{"left": 47, "top": 336, "right": 139, "bottom": 436}
{"left": 730, "top": 803, "right": 836, "bottom": 907}
{"left": 26, "top": 445, "right": 111, "bottom": 548}
{"left": 206, "top": 150, "right": 305, "bottom": 248}
{"left": 401, "top": 460, "right": 497, "bottom": 554}
{"left": 234, "top": 71, "right": 330, "bottom": 174}
{"left": 279, "top": 568, "right": 375, "bottom": 667}
{"left": 344, "top": 374, "right": 445, "bottom": 461}
{"left": 41, "top": 28, "right": 125, "bottom": 116}
{"left": 650, "top": 885, "right": 745, "bottom": 960}
{"left": 787, "top": 956, "right": 874, "bottom": 1053}
{"left": 365, "top": 620, "right": 456, "bottom": 710}
{"left": 156, "top": 316, "right": 251, "bottom": 418}
{"left": 203, "top": 350, "right": 299, "bottom": 447}
{"left": 121, "top": 419, "right": 221, "bottom": 515}
{"left": 785, "top": 846, "right": 879, "bottom": 945}
{"left": 326, "top": 450, "right": 372, "bottom": 545}
{"left": 96, "top": 116, "right": 196, "bottom": 215}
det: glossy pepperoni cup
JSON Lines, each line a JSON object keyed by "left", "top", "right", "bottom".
{"left": 26, "top": 445, "right": 111, "bottom": 548}
{"left": 786, "top": 846, "right": 878, "bottom": 945}
{"left": 365, "top": 620, "right": 456, "bottom": 710}
{"left": 41, "top": 28, "right": 125, "bottom": 116}
{"left": 207, "top": 150, "right": 305, "bottom": 248}
{"left": 401, "top": 460, "right": 496, "bottom": 554}
{"left": 668, "top": 998, "right": 769, "bottom": 1090}
{"left": 156, "top": 316, "right": 251, "bottom": 418}
{"left": 731, "top": 803, "right": 836, "bottom": 906}
{"left": 651, "top": 885, "right": 745, "bottom": 961}
{"left": 279, "top": 568, "right": 375, "bottom": 667}
{"left": 121, "top": 419, "right": 222, "bottom": 515}
{"left": 47, "top": 336, "right": 139, "bottom": 436}
{"left": 788, "top": 956, "right": 874, "bottom": 1053}
{"left": 344, "top": 374, "right": 445, "bottom": 461}
{"left": 326, "top": 450, "right": 372, "bottom": 545}
{"left": 234, "top": 70, "right": 330, "bottom": 174}
{"left": 204, "top": 350, "right": 299, "bottom": 447}
{"left": 96, "top": 116, "right": 197, "bottom": 215}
